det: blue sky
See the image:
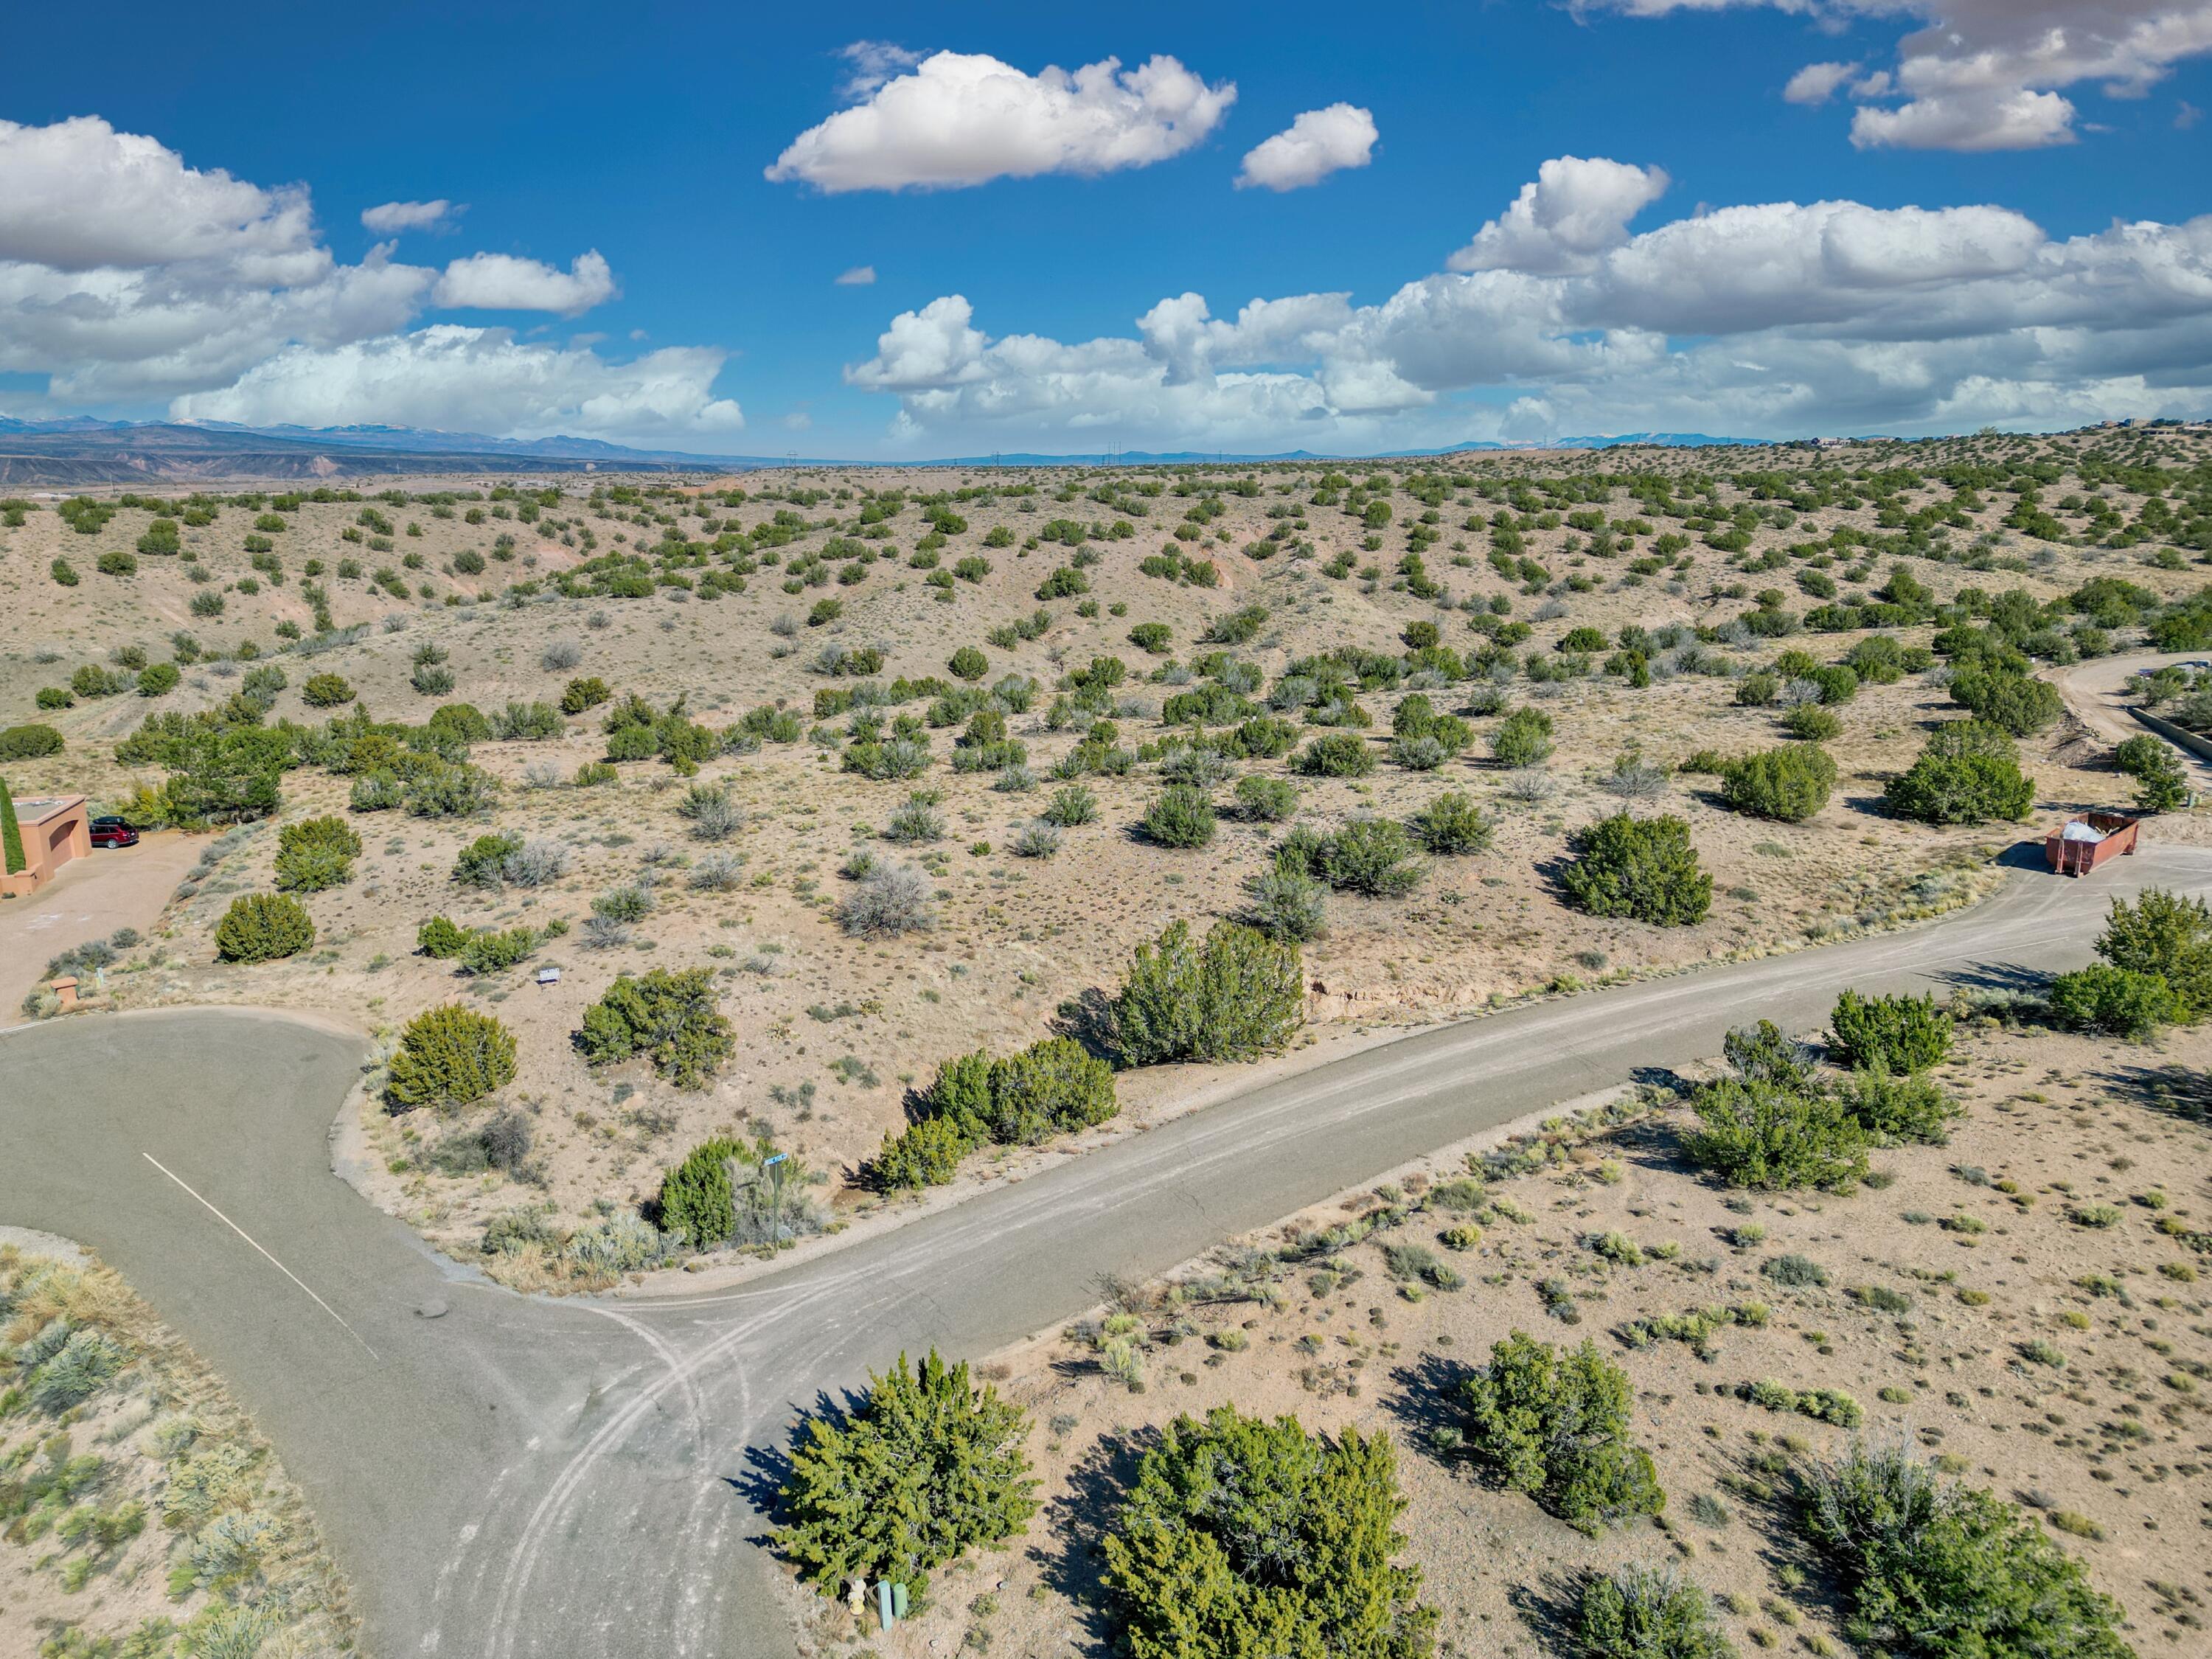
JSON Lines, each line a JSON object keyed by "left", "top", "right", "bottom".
{"left": 3, "top": 0, "right": 2211, "bottom": 456}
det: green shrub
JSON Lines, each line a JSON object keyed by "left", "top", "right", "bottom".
{"left": 1781, "top": 703, "right": 1842, "bottom": 742}
{"left": 1295, "top": 733, "right": 1375, "bottom": 777}
{"left": 1561, "top": 813, "right": 1711, "bottom": 925}
{"left": 1103, "top": 1405, "right": 1436, "bottom": 1659}
{"left": 2048, "top": 963, "right": 2178, "bottom": 1037}
{"left": 300, "top": 672, "right": 355, "bottom": 708}
{"left": 1949, "top": 669, "right": 2060, "bottom": 736}
{"left": 417, "top": 915, "right": 470, "bottom": 959}
{"left": 658, "top": 1136, "right": 743, "bottom": 1245}
{"left": 1317, "top": 818, "right": 1423, "bottom": 896}
{"left": 1884, "top": 722, "right": 2034, "bottom": 824}
{"left": 1574, "top": 1565, "right": 1734, "bottom": 1659}
{"left": 1128, "top": 622, "right": 1172, "bottom": 653}
{"left": 1722, "top": 744, "right": 1834, "bottom": 822}
{"left": 1460, "top": 1332, "right": 1663, "bottom": 1533}
{"left": 972, "top": 1037, "right": 1117, "bottom": 1144}
{"left": 1139, "top": 785, "right": 1217, "bottom": 848}
{"left": 383, "top": 1004, "right": 516, "bottom": 1110}
{"left": 1242, "top": 863, "right": 1328, "bottom": 942}
{"left": 870, "top": 1116, "right": 973, "bottom": 1190}
{"left": 1802, "top": 1441, "right": 2132, "bottom": 1659}
{"left": 1491, "top": 706, "right": 1554, "bottom": 767}
{"left": 2112, "top": 734, "right": 2188, "bottom": 813}
{"left": 136, "top": 662, "right": 181, "bottom": 698}
{"left": 213, "top": 893, "right": 315, "bottom": 963}
{"left": 559, "top": 676, "right": 611, "bottom": 714}
{"left": 1685, "top": 1078, "right": 1869, "bottom": 1191}
{"left": 273, "top": 815, "right": 362, "bottom": 892}
{"left": 775, "top": 1351, "right": 1035, "bottom": 1601}
{"left": 577, "top": 967, "right": 735, "bottom": 1088}
{"left": 453, "top": 832, "right": 524, "bottom": 888}
{"left": 0, "top": 723, "right": 66, "bottom": 760}
{"left": 0, "top": 777, "right": 24, "bottom": 876}
{"left": 1113, "top": 919, "right": 1304, "bottom": 1065}
{"left": 1042, "top": 783, "right": 1099, "bottom": 826}
{"left": 1830, "top": 989, "right": 1951, "bottom": 1072}
{"left": 1408, "top": 790, "right": 1494, "bottom": 855}
{"left": 2094, "top": 886, "right": 2212, "bottom": 1017}
{"left": 1838, "top": 1062, "right": 1961, "bottom": 1145}
{"left": 947, "top": 644, "right": 988, "bottom": 681}
{"left": 1233, "top": 774, "right": 1298, "bottom": 822}
{"left": 460, "top": 926, "right": 540, "bottom": 975}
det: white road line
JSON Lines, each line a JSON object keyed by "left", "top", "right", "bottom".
{"left": 142, "top": 1152, "right": 380, "bottom": 1360}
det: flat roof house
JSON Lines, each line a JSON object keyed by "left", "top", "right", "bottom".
{"left": 2, "top": 793, "right": 90, "bottom": 897}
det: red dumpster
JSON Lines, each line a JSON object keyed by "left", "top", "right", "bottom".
{"left": 2045, "top": 811, "right": 2140, "bottom": 876}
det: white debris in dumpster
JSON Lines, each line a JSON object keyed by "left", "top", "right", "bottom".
{"left": 2061, "top": 821, "right": 2107, "bottom": 844}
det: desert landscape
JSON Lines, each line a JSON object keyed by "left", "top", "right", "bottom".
{"left": 5, "top": 429, "right": 2211, "bottom": 1291}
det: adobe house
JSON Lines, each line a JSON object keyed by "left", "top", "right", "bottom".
{"left": 1, "top": 793, "right": 91, "bottom": 898}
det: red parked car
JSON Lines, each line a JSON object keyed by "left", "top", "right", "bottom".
{"left": 88, "top": 816, "right": 139, "bottom": 849}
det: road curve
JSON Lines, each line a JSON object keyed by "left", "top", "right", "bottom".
{"left": 6, "top": 845, "right": 2210, "bottom": 1659}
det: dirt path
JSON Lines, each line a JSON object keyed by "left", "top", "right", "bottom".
{"left": 2047, "top": 648, "right": 2212, "bottom": 759}
{"left": 0, "top": 830, "right": 201, "bottom": 1015}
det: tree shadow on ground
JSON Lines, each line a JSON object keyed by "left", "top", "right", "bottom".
{"left": 1382, "top": 1350, "right": 1470, "bottom": 1456}
{"left": 2089, "top": 1061, "right": 2212, "bottom": 1125}
{"left": 1051, "top": 986, "right": 1117, "bottom": 1061}
{"left": 1032, "top": 1427, "right": 1152, "bottom": 1655}
{"left": 1933, "top": 959, "right": 2052, "bottom": 997}
{"left": 1505, "top": 1569, "right": 1586, "bottom": 1654}
{"left": 731, "top": 1387, "right": 857, "bottom": 1520}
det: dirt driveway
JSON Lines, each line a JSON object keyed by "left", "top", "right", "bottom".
{"left": 0, "top": 830, "right": 201, "bottom": 1016}
{"left": 2048, "top": 649, "right": 2212, "bottom": 759}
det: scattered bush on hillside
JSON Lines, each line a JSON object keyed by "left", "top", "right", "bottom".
{"left": 1560, "top": 813, "right": 1711, "bottom": 925}
{"left": 213, "top": 893, "right": 315, "bottom": 963}
{"left": 775, "top": 1351, "right": 1036, "bottom": 1601}
{"left": 1112, "top": 919, "right": 1304, "bottom": 1065}
{"left": 383, "top": 1005, "right": 517, "bottom": 1111}
{"left": 273, "top": 815, "right": 362, "bottom": 892}
{"left": 577, "top": 967, "right": 735, "bottom": 1088}
{"left": 1103, "top": 1405, "right": 1436, "bottom": 1659}
{"left": 1460, "top": 1333, "right": 1663, "bottom": 1534}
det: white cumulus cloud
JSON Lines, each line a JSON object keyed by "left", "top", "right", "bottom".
{"left": 0, "top": 116, "right": 740, "bottom": 444}
{"left": 1448, "top": 156, "right": 1671, "bottom": 275}
{"left": 171, "top": 325, "right": 742, "bottom": 439}
{"left": 361, "top": 198, "right": 462, "bottom": 234}
{"left": 432, "top": 250, "right": 618, "bottom": 316}
{"left": 765, "top": 50, "right": 1236, "bottom": 192}
{"left": 1784, "top": 61, "right": 1858, "bottom": 105}
{"left": 1235, "top": 103, "right": 1377, "bottom": 191}
{"left": 843, "top": 153, "right": 2212, "bottom": 451}
{"left": 0, "top": 114, "right": 316, "bottom": 273}
{"left": 1596, "top": 1, "right": 2212, "bottom": 151}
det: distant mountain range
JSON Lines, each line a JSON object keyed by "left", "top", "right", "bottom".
{"left": 0, "top": 415, "right": 1777, "bottom": 486}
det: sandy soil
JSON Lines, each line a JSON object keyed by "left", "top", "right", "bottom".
{"left": 789, "top": 1020, "right": 2212, "bottom": 1659}
{"left": 0, "top": 1240, "right": 355, "bottom": 1658}
{"left": 2, "top": 430, "right": 2209, "bottom": 1284}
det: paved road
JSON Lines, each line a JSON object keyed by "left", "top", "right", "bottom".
{"left": 5, "top": 846, "right": 2209, "bottom": 1659}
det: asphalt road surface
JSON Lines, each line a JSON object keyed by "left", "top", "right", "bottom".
{"left": 5, "top": 845, "right": 2208, "bottom": 1659}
